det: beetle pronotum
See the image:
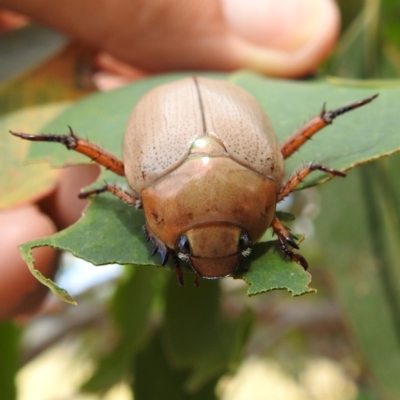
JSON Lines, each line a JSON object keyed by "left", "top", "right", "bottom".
{"left": 10, "top": 77, "right": 377, "bottom": 285}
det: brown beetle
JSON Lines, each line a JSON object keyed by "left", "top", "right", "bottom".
{"left": 10, "top": 77, "right": 377, "bottom": 285}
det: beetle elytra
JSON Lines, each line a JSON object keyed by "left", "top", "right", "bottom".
{"left": 10, "top": 77, "right": 377, "bottom": 285}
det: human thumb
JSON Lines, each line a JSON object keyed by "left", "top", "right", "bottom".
{"left": 221, "top": 0, "right": 340, "bottom": 77}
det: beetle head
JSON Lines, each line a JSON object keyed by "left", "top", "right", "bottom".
{"left": 176, "top": 224, "right": 251, "bottom": 278}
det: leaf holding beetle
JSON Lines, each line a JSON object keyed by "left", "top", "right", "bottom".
{"left": 15, "top": 72, "right": 400, "bottom": 303}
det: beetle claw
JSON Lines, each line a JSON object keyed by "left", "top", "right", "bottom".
{"left": 176, "top": 272, "right": 185, "bottom": 286}
{"left": 278, "top": 230, "right": 308, "bottom": 271}
{"left": 149, "top": 240, "right": 169, "bottom": 265}
{"left": 271, "top": 218, "right": 304, "bottom": 263}
{"left": 296, "top": 254, "right": 309, "bottom": 270}
{"left": 159, "top": 249, "right": 169, "bottom": 266}
{"left": 286, "top": 235, "right": 299, "bottom": 250}
{"left": 282, "top": 224, "right": 300, "bottom": 247}
{"left": 150, "top": 244, "right": 158, "bottom": 256}
{"left": 278, "top": 240, "right": 309, "bottom": 270}
{"left": 144, "top": 225, "right": 169, "bottom": 266}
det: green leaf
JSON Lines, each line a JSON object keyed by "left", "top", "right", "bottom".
{"left": 241, "top": 241, "right": 315, "bottom": 296}
{"left": 18, "top": 195, "right": 155, "bottom": 304}
{"left": 16, "top": 72, "right": 400, "bottom": 302}
{"left": 274, "top": 211, "right": 295, "bottom": 221}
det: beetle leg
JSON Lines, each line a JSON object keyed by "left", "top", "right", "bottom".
{"left": 271, "top": 217, "right": 308, "bottom": 270}
{"left": 277, "top": 163, "right": 346, "bottom": 202}
{"left": 171, "top": 252, "right": 185, "bottom": 286}
{"left": 193, "top": 272, "right": 200, "bottom": 287}
{"left": 280, "top": 94, "right": 378, "bottom": 159}
{"left": 10, "top": 127, "right": 125, "bottom": 176}
{"left": 144, "top": 225, "right": 171, "bottom": 269}
{"left": 79, "top": 183, "right": 142, "bottom": 208}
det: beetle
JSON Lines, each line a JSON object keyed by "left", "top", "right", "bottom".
{"left": 10, "top": 77, "right": 377, "bottom": 285}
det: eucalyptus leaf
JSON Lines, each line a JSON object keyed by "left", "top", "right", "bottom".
{"left": 16, "top": 72, "right": 400, "bottom": 303}
{"left": 240, "top": 241, "right": 315, "bottom": 296}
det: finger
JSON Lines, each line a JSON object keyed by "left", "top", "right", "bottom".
{"left": 0, "top": 205, "right": 57, "bottom": 320}
{"left": 40, "top": 164, "right": 100, "bottom": 230}
{"left": 222, "top": 0, "right": 340, "bottom": 77}
{"left": 5, "top": 0, "right": 339, "bottom": 77}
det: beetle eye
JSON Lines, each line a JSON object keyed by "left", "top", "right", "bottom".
{"left": 178, "top": 235, "right": 191, "bottom": 255}
{"left": 238, "top": 232, "right": 251, "bottom": 252}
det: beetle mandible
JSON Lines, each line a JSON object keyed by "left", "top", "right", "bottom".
{"left": 10, "top": 77, "right": 377, "bottom": 285}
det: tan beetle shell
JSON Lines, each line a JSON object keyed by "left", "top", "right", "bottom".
{"left": 124, "top": 78, "right": 284, "bottom": 191}
{"left": 123, "top": 77, "right": 284, "bottom": 278}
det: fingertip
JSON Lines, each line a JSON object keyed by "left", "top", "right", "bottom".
{"left": 0, "top": 205, "right": 57, "bottom": 319}
{"left": 40, "top": 164, "right": 100, "bottom": 230}
{"left": 222, "top": 0, "right": 340, "bottom": 77}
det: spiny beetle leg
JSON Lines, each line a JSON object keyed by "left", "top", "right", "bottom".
{"left": 279, "top": 243, "right": 309, "bottom": 270}
{"left": 142, "top": 214, "right": 184, "bottom": 287}
{"left": 144, "top": 225, "right": 170, "bottom": 267}
{"left": 9, "top": 127, "right": 125, "bottom": 176}
{"left": 309, "top": 163, "right": 346, "bottom": 177}
{"left": 277, "top": 162, "right": 346, "bottom": 202}
{"left": 79, "top": 183, "right": 141, "bottom": 208}
{"left": 271, "top": 216, "right": 308, "bottom": 270}
{"left": 271, "top": 217, "right": 299, "bottom": 249}
{"left": 280, "top": 94, "right": 378, "bottom": 160}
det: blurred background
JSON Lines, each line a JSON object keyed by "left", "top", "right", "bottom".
{"left": 1, "top": 0, "right": 400, "bottom": 399}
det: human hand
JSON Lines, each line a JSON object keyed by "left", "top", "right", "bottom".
{"left": 3, "top": 0, "right": 339, "bottom": 77}
{"left": 0, "top": 165, "right": 100, "bottom": 320}
{"left": 0, "top": 0, "right": 340, "bottom": 319}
